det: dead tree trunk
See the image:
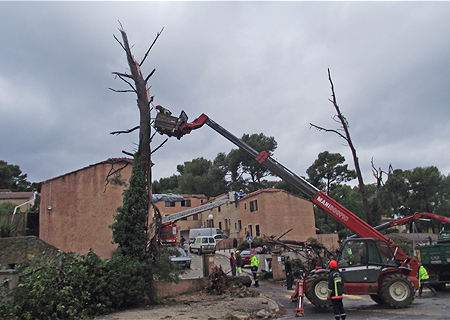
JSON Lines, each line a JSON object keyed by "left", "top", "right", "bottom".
{"left": 112, "top": 26, "right": 164, "bottom": 257}
{"left": 310, "top": 69, "right": 372, "bottom": 225}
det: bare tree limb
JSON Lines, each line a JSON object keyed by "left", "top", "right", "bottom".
{"left": 145, "top": 69, "right": 156, "bottom": 82}
{"left": 151, "top": 138, "right": 168, "bottom": 155}
{"left": 113, "top": 73, "right": 137, "bottom": 93}
{"left": 103, "top": 160, "right": 131, "bottom": 193}
{"left": 108, "top": 88, "right": 135, "bottom": 93}
{"left": 309, "top": 123, "right": 348, "bottom": 141}
{"left": 121, "top": 150, "right": 134, "bottom": 157}
{"left": 140, "top": 28, "right": 164, "bottom": 67}
{"left": 110, "top": 125, "right": 140, "bottom": 135}
{"left": 112, "top": 71, "right": 133, "bottom": 79}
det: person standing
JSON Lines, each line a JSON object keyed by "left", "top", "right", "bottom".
{"left": 328, "top": 260, "right": 346, "bottom": 320}
{"left": 418, "top": 263, "right": 437, "bottom": 297}
{"left": 285, "top": 256, "right": 294, "bottom": 290}
{"left": 229, "top": 252, "right": 237, "bottom": 276}
{"left": 180, "top": 235, "right": 186, "bottom": 250}
{"left": 250, "top": 251, "right": 260, "bottom": 287}
{"left": 236, "top": 250, "right": 242, "bottom": 276}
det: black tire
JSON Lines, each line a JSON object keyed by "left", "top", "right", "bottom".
{"left": 370, "top": 294, "right": 385, "bottom": 304}
{"left": 305, "top": 273, "right": 332, "bottom": 309}
{"left": 379, "top": 274, "right": 415, "bottom": 308}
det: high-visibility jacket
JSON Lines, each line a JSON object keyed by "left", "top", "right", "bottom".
{"left": 251, "top": 255, "right": 259, "bottom": 268}
{"left": 328, "top": 269, "right": 344, "bottom": 299}
{"left": 418, "top": 265, "right": 429, "bottom": 286}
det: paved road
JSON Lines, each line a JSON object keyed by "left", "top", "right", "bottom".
{"left": 185, "top": 251, "right": 450, "bottom": 319}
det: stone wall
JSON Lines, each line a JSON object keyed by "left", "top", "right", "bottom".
{"left": 0, "top": 236, "right": 60, "bottom": 269}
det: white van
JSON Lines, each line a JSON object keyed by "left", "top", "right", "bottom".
{"left": 188, "top": 228, "right": 227, "bottom": 244}
{"left": 189, "top": 236, "right": 216, "bottom": 254}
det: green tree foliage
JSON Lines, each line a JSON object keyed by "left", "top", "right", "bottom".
{"left": 227, "top": 133, "right": 277, "bottom": 192}
{"left": 306, "top": 151, "right": 356, "bottom": 194}
{"left": 152, "top": 174, "right": 179, "bottom": 194}
{"left": 176, "top": 157, "right": 227, "bottom": 198}
{"left": 110, "top": 154, "right": 149, "bottom": 259}
{"left": 0, "top": 160, "right": 33, "bottom": 191}
{"left": 153, "top": 156, "right": 228, "bottom": 198}
{"left": 381, "top": 166, "right": 450, "bottom": 233}
{"left": 0, "top": 202, "right": 15, "bottom": 215}
{"left": 0, "top": 251, "right": 153, "bottom": 319}
{"left": 306, "top": 151, "right": 356, "bottom": 231}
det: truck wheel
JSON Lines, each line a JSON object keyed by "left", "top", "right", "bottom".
{"left": 379, "top": 274, "right": 415, "bottom": 308}
{"left": 370, "top": 294, "right": 384, "bottom": 304}
{"left": 305, "top": 273, "right": 332, "bottom": 309}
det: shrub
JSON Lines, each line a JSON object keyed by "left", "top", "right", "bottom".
{"left": 0, "top": 222, "right": 14, "bottom": 238}
{"left": 0, "top": 251, "right": 153, "bottom": 319}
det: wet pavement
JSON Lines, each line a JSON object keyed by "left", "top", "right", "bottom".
{"left": 213, "top": 250, "right": 450, "bottom": 319}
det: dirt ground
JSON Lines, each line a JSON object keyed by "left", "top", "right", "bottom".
{"left": 94, "top": 289, "right": 281, "bottom": 320}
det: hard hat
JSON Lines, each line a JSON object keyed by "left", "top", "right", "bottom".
{"left": 156, "top": 105, "right": 162, "bottom": 109}
{"left": 329, "top": 260, "right": 338, "bottom": 269}
{"left": 236, "top": 250, "right": 239, "bottom": 253}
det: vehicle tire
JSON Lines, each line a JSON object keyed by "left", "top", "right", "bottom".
{"left": 379, "top": 274, "right": 415, "bottom": 308}
{"left": 370, "top": 294, "right": 384, "bottom": 304}
{"left": 305, "top": 273, "right": 332, "bottom": 309}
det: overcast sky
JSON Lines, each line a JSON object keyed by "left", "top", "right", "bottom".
{"left": 1, "top": 1, "right": 449, "bottom": 188}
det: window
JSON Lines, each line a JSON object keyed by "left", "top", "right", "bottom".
{"left": 244, "top": 203, "right": 247, "bottom": 211}
{"left": 238, "top": 220, "right": 241, "bottom": 231}
{"left": 181, "top": 200, "right": 191, "bottom": 207}
{"left": 247, "top": 225, "right": 253, "bottom": 237}
{"left": 219, "top": 222, "right": 222, "bottom": 230}
{"left": 164, "top": 201, "right": 175, "bottom": 207}
{"left": 255, "top": 225, "right": 260, "bottom": 237}
{"left": 218, "top": 206, "right": 221, "bottom": 213}
{"left": 249, "top": 200, "right": 258, "bottom": 212}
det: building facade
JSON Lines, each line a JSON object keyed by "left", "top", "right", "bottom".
{"left": 37, "top": 160, "right": 319, "bottom": 258}
{"left": 38, "top": 158, "right": 133, "bottom": 259}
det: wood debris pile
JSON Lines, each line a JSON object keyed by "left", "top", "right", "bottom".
{"left": 208, "top": 266, "right": 255, "bottom": 297}
{"left": 264, "top": 233, "right": 334, "bottom": 272}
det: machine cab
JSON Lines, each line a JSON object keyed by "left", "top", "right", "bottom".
{"left": 336, "top": 238, "right": 397, "bottom": 283}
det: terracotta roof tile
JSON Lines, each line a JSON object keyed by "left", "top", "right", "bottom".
{"left": 0, "top": 191, "right": 34, "bottom": 200}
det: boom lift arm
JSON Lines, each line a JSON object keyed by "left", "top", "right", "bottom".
{"left": 176, "top": 113, "right": 409, "bottom": 260}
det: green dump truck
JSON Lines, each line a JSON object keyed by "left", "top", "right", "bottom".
{"left": 417, "top": 234, "right": 450, "bottom": 289}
